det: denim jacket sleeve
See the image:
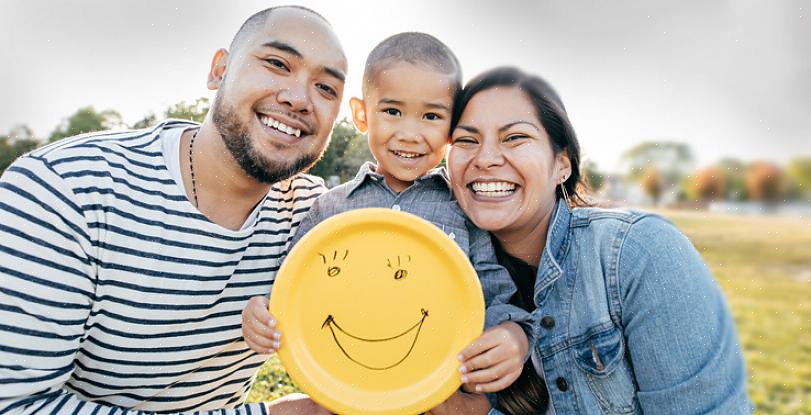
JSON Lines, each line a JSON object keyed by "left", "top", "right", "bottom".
{"left": 618, "top": 216, "right": 751, "bottom": 414}
{"left": 467, "top": 220, "right": 537, "bottom": 351}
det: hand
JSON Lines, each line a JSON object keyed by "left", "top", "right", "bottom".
{"left": 242, "top": 296, "right": 282, "bottom": 354}
{"left": 458, "top": 321, "right": 528, "bottom": 392}
{"left": 265, "top": 393, "right": 333, "bottom": 415}
{"left": 427, "top": 390, "right": 491, "bottom": 415}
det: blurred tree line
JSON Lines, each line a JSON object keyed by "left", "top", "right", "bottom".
{"left": 2, "top": 103, "right": 810, "bottom": 202}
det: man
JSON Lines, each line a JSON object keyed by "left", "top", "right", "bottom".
{"left": 0, "top": 6, "right": 343, "bottom": 414}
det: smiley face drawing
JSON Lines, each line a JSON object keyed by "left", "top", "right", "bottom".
{"left": 269, "top": 208, "right": 485, "bottom": 415}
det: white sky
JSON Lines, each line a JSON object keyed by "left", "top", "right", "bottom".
{"left": 1, "top": 0, "right": 809, "bottom": 172}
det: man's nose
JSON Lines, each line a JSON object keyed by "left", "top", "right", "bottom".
{"left": 277, "top": 82, "right": 313, "bottom": 114}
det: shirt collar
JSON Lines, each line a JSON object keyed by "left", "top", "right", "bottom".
{"left": 345, "top": 162, "right": 451, "bottom": 196}
{"left": 535, "top": 199, "right": 572, "bottom": 292}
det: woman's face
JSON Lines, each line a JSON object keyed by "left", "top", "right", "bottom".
{"left": 447, "top": 87, "right": 569, "bottom": 236}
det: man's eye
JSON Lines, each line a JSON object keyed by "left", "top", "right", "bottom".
{"left": 424, "top": 113, "right": 442, "bottom": 121}
{"left": 265, "top": 58, "right": 288, "bottom": 70}
{"left": 317, "top": 83, "right": 337, "bottom": 97}
{"left": 383, "top": 108, "right": 401, "bottom": 116}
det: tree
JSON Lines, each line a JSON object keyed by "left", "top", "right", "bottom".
{"left": 308, "top": 118, "right": 372, "bottom": 183}
{"left": 691, "top": 166, "right": 727, "bottom": 202}
{"left": 640, "top": 166, "right": 664, "bottom": 206}
{"left": 0, "top": 124, "right": 42, "bottom": 175}
{"left": 132, "top": 97, "right": 210, "bottom": 129}
{"left": 786, "top": 157, "right": 811, "bottom": 199}
{"left": 49, "top": 106, "right": 124, "bottom": 142}
{"left": 580, "top": 159, "right": 605, "bottom": 192}
{"left": 717, "top": 158, "right": 747, "bottom": 201}
{"left": 620, "top": 141, "right": 695, "bottom": 189}
{"left": 745, "top": 161, "right": 785, "bottom": 203}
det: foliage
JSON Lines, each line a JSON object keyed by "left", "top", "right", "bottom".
{"left": 581, "top": 159, "right": 605, "bottom": 192}
{"left": 683, "top": 166, "right": 726, "bottom": 202}
{"left": 620, "top": 141, "right": 695, "bottom": 188}
{"left": 640, "top": 166, "right": 664, "bottom": 205}
{"left": 48, "top": 106, "right": 124, "bottom": 142}
{"left": 717, "top": 158, "right": 747, "bottom": 201}
{"left": 744, "top": 161, "right": 785, "bottom": 202}
{"left": 250, "top": 211, "right": 811, "bottom": 414}
{"left": 132, "top": 98, "right": 210, "bottom": 129}
{"left": 787, "top": 157, "right": 811, "bottom": 198}
{"left": 0, "top": 125, "right": 42, "bottom": 175}
{"left": 307, "top": 118, "right": 372, "bottom": 183}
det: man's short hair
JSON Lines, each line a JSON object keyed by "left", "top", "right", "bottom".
{"left": 228, "top": 5, "right": 330, "bottom": 52}
{"left": 362, "top": 32, "right": 462, "bottom": 96}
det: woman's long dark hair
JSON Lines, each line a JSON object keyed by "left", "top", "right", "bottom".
{"left": 451, "top": 66, "right": 588, "bottom": 207}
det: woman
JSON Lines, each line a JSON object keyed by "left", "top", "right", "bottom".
{"left": 430, "top": 67, "right": 750, "bottom": 414}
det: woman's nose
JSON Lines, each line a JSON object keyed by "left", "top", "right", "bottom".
{"left": 473, "top": 141, "right": 505, "bottom": 169}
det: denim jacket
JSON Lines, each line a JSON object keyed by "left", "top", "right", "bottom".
{"left": 488, "top": 201, "right": 750, "bottom": 415}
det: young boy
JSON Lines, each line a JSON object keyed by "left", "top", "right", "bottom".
{"left": 243, "top": 32, "right": 534, "bottom": 394}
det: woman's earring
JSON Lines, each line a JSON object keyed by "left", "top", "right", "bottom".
{"left": 559, "top": 176, "right": 572, "bottom": 206}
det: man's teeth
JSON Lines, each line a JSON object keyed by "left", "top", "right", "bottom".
{"left": 392, "top": 150, "right": 422, "bottom": 159}
{"left": 259, "top": 115, "right": 301, "bottom": 137}
{"left": 471, "top": 181, "right": 517, "bottom": 196}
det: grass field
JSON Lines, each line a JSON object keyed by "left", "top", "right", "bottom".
{"left": 247, "top": 210, "right": 811, "bottom": 414}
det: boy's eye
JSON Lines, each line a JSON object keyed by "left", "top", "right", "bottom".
{"left": 383, "top": 108, "right": 401, "bottom": 117}
{"left": 265, "top": 58, "right": 289, "bottom": 71}
{"left": 424, "top": 113, "right": 442, "bottom": 121}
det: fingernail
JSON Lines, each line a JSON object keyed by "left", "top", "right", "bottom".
{"left": 459, "top": 365, "right": 467, "bottom": 374}
{"left": 273, "top": 332, "right": 281, "bottom": 340}
{"left": 269, "top": 318, "right": 276, "bottom": 327}
{"left": 475, "top": 385, "right": 482, "bottom": 392}
{"left": 457, "top": 354, "right": 464, "bottom": 361}
{"left": 273, "top": 341, "right": 280, "bottom": 350}
{"left": 461, "top": 375, "right": 468, "bottom": 383}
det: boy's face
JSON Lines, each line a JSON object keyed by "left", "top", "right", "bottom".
{"left": 351, "top": 62, "right": 456, "bottom": 192}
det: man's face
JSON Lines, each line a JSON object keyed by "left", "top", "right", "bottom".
{"left": 211, "top": 8, "right": 347, "bottom": 183}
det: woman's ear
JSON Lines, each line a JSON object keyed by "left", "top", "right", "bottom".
{"left": 556, "top": 149, "right": 572, "bottom": 183}
{"left": 207, "top": 49, "right": 229, "bottom": 90}
{"left": 349, "top": 97, "right": 368, "bottom": 133}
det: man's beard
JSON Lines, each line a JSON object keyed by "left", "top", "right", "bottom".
{"left": 211, "top": 95, "right": 326, "bottom": 184}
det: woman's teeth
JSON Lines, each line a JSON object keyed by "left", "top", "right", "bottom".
{"left": 259, "top": 114, "right": 301, "bottom": 137}
{"left": 471, "top": 181, "right": 517, "bottom": 197}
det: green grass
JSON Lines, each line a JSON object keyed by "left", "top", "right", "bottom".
{"left": 248, "top": 210, "right": 811, "bottom": 414}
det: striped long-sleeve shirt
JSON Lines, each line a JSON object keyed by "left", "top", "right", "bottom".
{"left": 0, "top": 121, "right": 325, "bottom": 414}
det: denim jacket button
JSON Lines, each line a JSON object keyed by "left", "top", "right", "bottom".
{"left": 392, "top": 204, "right": 401, "bottom": 211}
{"left": 540, "top": 315, "right": 556, "bottom": 329}
{"left": 556, "top": 377, "right": 569, "bottom": 392}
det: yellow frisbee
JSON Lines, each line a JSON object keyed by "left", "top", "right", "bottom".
{"left": 269, "top": 208, "right": 485, "bottom": 415}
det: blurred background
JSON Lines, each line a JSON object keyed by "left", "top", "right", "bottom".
{"left": 1, "top": 1, "right": 809, "bottom": 413}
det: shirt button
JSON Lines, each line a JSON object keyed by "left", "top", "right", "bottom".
{"left": 540, "top": 316, "right": 555, "bottom": 329}
{"left": 448, "top": 232, "right": 456, "bottom": 240}
{"left": 392, "top": 204, "right": 401, "bottom": 211}
{"left": 556, "top": 377, "right": 568, "bottom": 392}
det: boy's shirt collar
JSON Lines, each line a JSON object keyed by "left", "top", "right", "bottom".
{"left": 345, "top": 161, "right": 450, "bottom": 197}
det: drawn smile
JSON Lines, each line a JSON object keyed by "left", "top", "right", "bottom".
{"left": 321, "top": 308, "right": 429, "bottom": 370}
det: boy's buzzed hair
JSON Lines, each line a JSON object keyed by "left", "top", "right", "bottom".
{"left": 229, "top": 5, "right": 330, "bottom": 52}
{"left": 363, "top": 32, "right": 462, "bottom": 96}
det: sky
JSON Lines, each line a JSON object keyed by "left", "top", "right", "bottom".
{"left": 1, "top": 0, "right": 809, "bottom": 172}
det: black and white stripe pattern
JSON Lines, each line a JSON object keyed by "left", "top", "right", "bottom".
{"left": 0, "top": 121, "right": 324, "bottom": 414}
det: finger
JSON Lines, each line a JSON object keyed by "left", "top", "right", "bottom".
{"left": 457, "top": 330, "right": 502, "bottom": 362}
{"left": 460, "top": 341, "right": 516, "bottom": 374}
{"left": 473, "top": 370, "right": 520, "bottom": 393}
{"left": 461, "top": 359, "right": 512, "bottom": 385}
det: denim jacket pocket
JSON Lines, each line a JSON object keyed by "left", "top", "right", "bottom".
{"left": 572, "top": 327, "right": 640, "bottom": 414}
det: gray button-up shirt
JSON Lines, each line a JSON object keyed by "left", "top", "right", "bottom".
{"left": 289, "top": 162, "right": 534, "bottom": 336}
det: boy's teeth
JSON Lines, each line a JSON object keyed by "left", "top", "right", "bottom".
{"left": 260, "top": 115, "right": 302, "bottom": 138}
{"left": 393, "top": 150, "right": 421, "bottom": 159}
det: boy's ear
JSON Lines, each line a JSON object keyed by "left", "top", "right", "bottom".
{"left": 349, "top": 97, "right": 368, "bottom": 134}
{"left": 207, "top": 48, "right": 229, "bottom": 90}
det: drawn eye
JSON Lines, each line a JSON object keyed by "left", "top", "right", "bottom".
{"left": 319, "top": 250, "right": 348, "bottom": 278}
{"left": 387, "top": 255, "right": 411, "bottom": 280}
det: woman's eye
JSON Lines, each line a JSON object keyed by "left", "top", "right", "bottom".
{"left": 383, "top": 108, "right": 401, "bottom": 116}
{"left": 452, "top": 137, "right": 477, "bottom": 145}
{"left": 265, "top": 58, "right": 288, "bottom": 71}
{"left": 424, "top": 113, "right": 442, "bottom": 121}
{"left": 504, "top": 134, "right": 529, "bottom": 142}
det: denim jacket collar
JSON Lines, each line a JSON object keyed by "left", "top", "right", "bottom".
{"left": 345, "top": 161, "right": 451, "bottom": 197}
{"left": 535, "top": 199, "right": 572, "bottom": 293}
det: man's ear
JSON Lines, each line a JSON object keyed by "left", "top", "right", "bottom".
{"left": 207, "top": 49, "right": 229, "bottom": 90}
{"left": 556, "top": 149, "right": 572, "bottom": 182}
{"left": 349, "top": 97, "right": 368, "bottom": 134}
